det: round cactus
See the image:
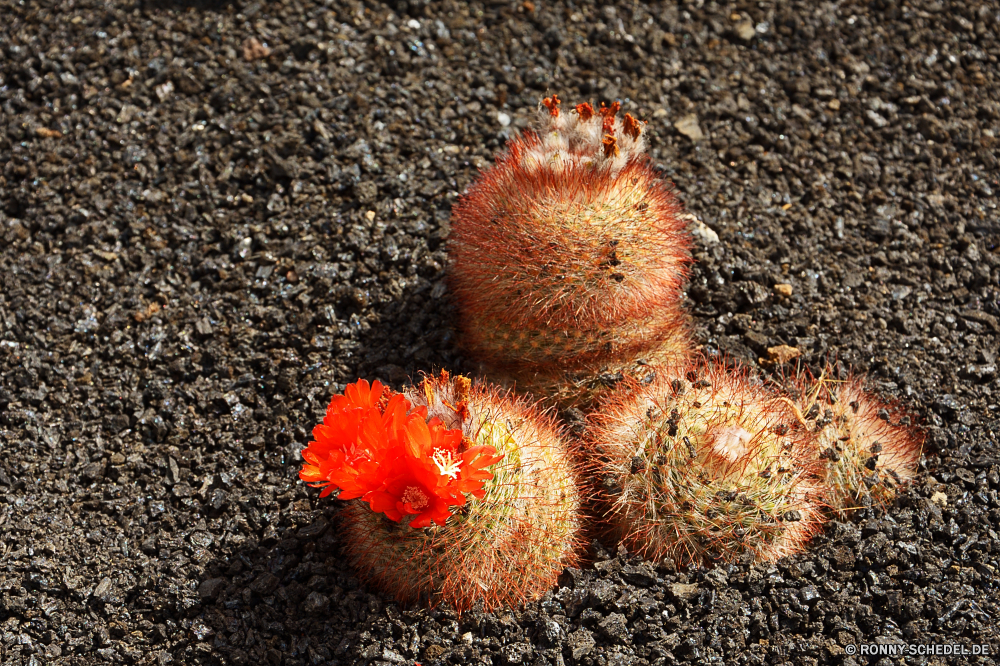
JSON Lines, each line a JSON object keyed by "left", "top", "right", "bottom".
{"left": 587, "top": 359, "right": 826, "bottom": 566}
{"left": 449, "top": 96, "right": 693, "bottom": 407}
{"left": 302, "top": 372, "right": 583, "bottom": 612}
{"left": 780, "top": 368, "right": 923, "bottom": 515}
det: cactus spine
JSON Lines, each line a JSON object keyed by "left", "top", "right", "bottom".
{"left": 588, "top": 359, "right": 825, "bottom": 566}
{"left": 783, "top": 369, "right": 923, "bottom": 515}
{"left": 340, "top": 372, "right": 583, "bottom": 612}
{"left": 449, "top": 96, "right": 693, "bottom": 408}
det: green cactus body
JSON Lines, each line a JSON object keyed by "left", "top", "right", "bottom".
{"left": 785, "top": 371, "right": 923, "bottom": 515}
{"left": 340, "top": 373, "right": 583, "bottom": 612}
{"left": 449, "top": 98, "right": 692, "bottom": 407}
{"left": 588, "top": 360, "right": 825, "bottom": 566}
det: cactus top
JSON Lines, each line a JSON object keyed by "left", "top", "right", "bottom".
{"left": 449, "top": 97, "right": 691, "bottom": 335}
{"left": 522, "top": 95, "right": 647, "bottom": 176}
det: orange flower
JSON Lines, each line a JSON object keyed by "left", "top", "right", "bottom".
{"left": 299, "top": 379, "right": 504, "bottom": 528}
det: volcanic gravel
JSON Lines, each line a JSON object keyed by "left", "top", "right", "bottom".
{"left": 1, "top": 0, "right": 999, "bottom": 664}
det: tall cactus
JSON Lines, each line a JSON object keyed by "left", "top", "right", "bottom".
{"left": 449, "top": 97, "right": 693, "bottom": 408}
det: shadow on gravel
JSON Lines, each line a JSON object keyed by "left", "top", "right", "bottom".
{"left": 192, "top": 508, "right": 434, "bottom": 666}
{"left": 353, "top": 278, "right": 468, "bottom": 388}
{"left": 137, "top": 0, "right": 232, "bottom": 11}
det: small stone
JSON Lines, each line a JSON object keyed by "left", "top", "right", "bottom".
{"left": 497, "top": 112, "right": 511, "bottom": 127}
{"left": 242, "top": 37, "right": 271, "bottom": 61}
{"left": 189, "top": 532, "right": 214, "bottom": 548}
{"left": 866, "top": 110, "right": 889, "bottom": 128}
{"left": 303, "top": 591, "right": 329, "bottom": 614}
{"left": 735, "top": 20, "right": 756, "bottom": 41}
{"left": 622, "top": 564, "right": 656, "bottom": 587}
{"left": 774, "top": 283, "right": 793, "bottom": 297}
{"left": 668, "top": 582, "right": 699, "bottom": 600}
{"left": 931, "top": 491, "right": 948, "bottom": 507}
{"left": 174, "top": 70, "right": 203, "bottom": 94}
{"left": 567, "top": 629, "right": 595, "bottom": 659}
{"left": 536, "top": 618, "right": 563, "bottom": 645}
{"left": 674, "top": 114, "right": 705, "bottom": 142}
{"left": 297, "top": 518, "right": 328, "bottom": 539}
{"left": 499, "top": 642, "right": 533, "bottom": 665}
{"left": 689, "top": 218, "right": 719, "bottom": 245}
{"left": 762, "top": 345, "right": 802, "bottom": 366}
{"left": 250, "top": 573, "right": 279, "bottom": 596}
{"left": 704, "top": 567, "right": 728, "bottom": 588}
{"left": 598, "top": 613, "right": 629, "bottom": 644}
{"left": 93, "top": 577, "right": 115, "bottom": 602}
{"left": 155, "top": 80, "right": 174, "bottom": 102}
{"left": 198, "top": 578, "right": 226, "bottom": 601}
{"left": 799, "top": 585, "right": 821, "bottom": 604}
{"left": 82, "top": 462, "right": 106, "bottom": 482}
{"left": 828, "top": 99, "right": 841, "bottom": 111}
{"left": 195, "top": 318, "right": 213, "bottom": 336}
{"left": 35, "top": 127, "right": 63, "bottom": 139}
{"left": 141, "top": 536, "right": 158, "bottom": 554}
{"left": 423, "top": 645, "right": 446, "bottom": 660}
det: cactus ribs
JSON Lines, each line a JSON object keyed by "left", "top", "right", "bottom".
{"left": 449, "top": 97, "right": 693, "bottom": 408}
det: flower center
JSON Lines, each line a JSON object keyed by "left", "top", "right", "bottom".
{"left": 401, "top": 486, "right": 429, "bottom": 510}
{"left": 431, "top": 448, "right": 462, "bottom": 480}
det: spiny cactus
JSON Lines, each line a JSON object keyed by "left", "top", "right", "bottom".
{"left": 780, "top": 368, "right": 923, "bottom": 515}
{"left": 305, "top": 372, "right": 583, "bottom": 612}
{"left": 449, "top": 96, "right": 693, "bottom": 407}
{"left": 587, "top": 359, "right": 826, "bottom": 566}
{"left": 487, "top": 338, "right": 688, "bottom": 412}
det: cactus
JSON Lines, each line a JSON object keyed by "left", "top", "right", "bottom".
{"left": 449, "top": 96, "right": 693, "bottom": 408}
{"left": 587, "top": 359, "right": 826, "bottom": 566}
{"left": 780, "top": 368, "right": 923, "bottom": 515}
{"left": 487, "top": 340, "right": 687, "bottom": 412}
{"left": 308, "top": 372, "right": 583, "bottom": 612}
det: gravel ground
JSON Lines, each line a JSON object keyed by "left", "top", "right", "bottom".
{"left": 2, "top": 0, "right": 999, "bottom": 665}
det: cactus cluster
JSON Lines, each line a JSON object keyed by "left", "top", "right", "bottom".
{"left": 588, "top": 360, "right": 826, "bottom": 566}
{"left": 299, "top": 97, "right": 926, "bottom": 611}
{"left": 314, "top": 372, "right": 582, "bottom": 612}
{"left": 449, "top": 96, "right": 693, "bottom": 408}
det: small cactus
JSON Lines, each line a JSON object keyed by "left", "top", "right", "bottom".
{"left": 780, "top": 368, "right": 923, "bottom": 515}
{"left": 449, "top": 96, "right": 693, "bottom": 407}
{"left": 587, "top": 359, "right": 825, "bottom": 566}
{"left": 303, "top": 372, "right": 583, "bottom": 612}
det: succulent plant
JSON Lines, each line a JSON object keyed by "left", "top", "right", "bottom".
{"left": 302, "top": 372, "right": 583, "bottom": 612}
{"left": 449, "top": 96, "right": 693, "bottom": 408}
{"left": 780, "top": 368, "right": 923, "bottom": 515}
{"left": 587, "top": 359, "right": 826, "bottom": 566}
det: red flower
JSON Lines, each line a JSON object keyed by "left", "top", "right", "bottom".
{"left": 300, "top": 379, "right": 504, "bottom": 528}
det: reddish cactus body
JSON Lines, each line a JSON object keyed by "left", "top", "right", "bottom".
{"left": 782, "top": 369, "right": 923, "bottom": 514}
{"left": 449, "top": 98, "right": 693, "bottom": 407}
{"left": 587, "top": 359, "right": 826, "bottom": 566}
{"left": 339, "top": 372, "right": 583, "bottom": 612}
